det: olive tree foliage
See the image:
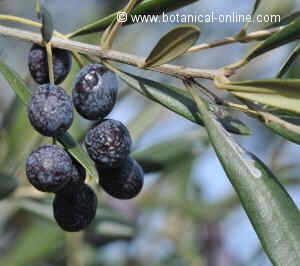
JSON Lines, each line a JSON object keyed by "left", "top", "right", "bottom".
{"left": 1, "top": 0, "right": 300, "bottom": 265}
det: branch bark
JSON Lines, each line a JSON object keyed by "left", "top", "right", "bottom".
{"left": 0, "top": 25, "right": 220, "bottom": 79}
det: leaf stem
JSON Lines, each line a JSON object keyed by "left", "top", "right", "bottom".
{"left": 223, "top": 101, "right": 260, "bottom": 116}
{"left": 0, "top": 15, "right": 41, "bottom": 28}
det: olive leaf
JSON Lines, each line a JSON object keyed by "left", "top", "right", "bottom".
{"left": 0, "top": 61, "right": 97, "bottom": 179}
{"left": 277, "top": 43, "right": 300, "bottom": 78}
{"left": 260, "top": 112, "right": 300, "bottom": 145}
{"left": 216, "top": 78, "right": 300, "bottom": 114}
{"left": 36, "top": 3, "right": 54, "bottom": 82}
{"left": 39, "top": 6, "right": 53, "bottom": 43}
{"left": 245, "top": 16, "right": 300, "bottom": 61}
{"left": 185, "top": 80, "right": 300, "bottom": 265}
{"left": 144, "top": 25, "right": 200, "bottom": 67}
{"left": 229, "top": 79, "right": 300, "bottom": 91}
{"left": 233, "top": 91, "right": 300, "bottom": 115}
{"left": 68, "top": 0, "right": 199, "bottom": 37}
{"left": 133, "top": 130, "right": 205, "bottom": 172}
{"left": 251, "top": 0, "right": 262, "bottom": 16}
{"left": 109, "top": 66, "right": 250, "bottom": 135}
{"left": 57, "top": 133, "right": 97, "bottom": 178}
{"left": 35, "top": 0, "right": 41, "bottom": 19}
{"left": 0, "top": 61, "right": 32, "bottom": 103}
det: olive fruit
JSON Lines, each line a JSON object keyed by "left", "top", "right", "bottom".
{"left": 28, "top": 84, "right": 73, "bottom": 137}
{"left": 85, "top": 119, "right": 132, "bottom": 168}
{"left": 97, "top": 157, "right": 144, "bottom": 199}
{"left": 69, "top": 157, "right": 86, "bottom": 186}
{"left": 58, "top": 156, "right": 87, "bottom": 195}
{"left": 26, "top": 144, "right": 73, "bottom": 193}
{"left": 53, "top": 183, "right": 98, "bottom": 232}
{"left": 72, "top": 64, "right": 118, "bottom": 120}
{"left": 28, "top": 43, "right": 72, "bottom": 85}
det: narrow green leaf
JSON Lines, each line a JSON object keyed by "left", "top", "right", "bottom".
{"left": 233, "top": 90, "right": 300, "bottom": 115}
{"left": 0, "top": 65, "right": 41, "bottom": 168}
{"left": 134, "top": 131, "right": 205, "bottom": 173}
{"left": 0, "top": 61, "right": 96, "bottom": 178}
{"left": 58, "top": 133, "right": 97, "bottom": 178}
{"left": 187, "top": 82, "right": 300, "bottom": 265}
{"left": 246, "top": 16, "right": 300, "bottom": 61}
{"left": 260, "top": 112, "right": 300, "bottom": 145}
{"left": 144, "top": 25, "right": 200, "bottom": 67}
{"left": 0, "top": 61, "right": 32, "bottom": 103}
{"left": 251, "top": 0, "right": 262, "bottom": 16}
{"left": 68, "top": 0, "right": 199, "bottom": 37}
{"left": 133, "top": 131, "right": 205, "bottom": 166}
{"left": 35, "top": 0, "right": 41, "bottom": 19}
{"left": 113, "top": 68, "right": 250, "bottom": 135}
{"left": 277, "top": 43, "right": 300, "bottom": 78}
{"left": 40, "top": 7, "right": 54, "bottom": 43}
{"left": 216, "top": 78, "right": 300, "bottom": 114}
{"left": 229, "top": 79, "right": 300, "bottom": 91}
{"left": 265, "top": 10, "right": 300, "bottom": 29}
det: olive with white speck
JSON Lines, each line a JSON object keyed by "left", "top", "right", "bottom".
{"left": 72, "top": 64, "right": 118, "bottom": 120}
{"left": 85, "top": 119, "right": 132, "bottom": 168}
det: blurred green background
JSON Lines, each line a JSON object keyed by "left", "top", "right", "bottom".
{"left": 1, "top": 0, "right": 300, "bottom": 265}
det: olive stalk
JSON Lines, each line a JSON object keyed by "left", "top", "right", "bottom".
{"left": 45, "top": 42, "right": 55, "bottom": 84}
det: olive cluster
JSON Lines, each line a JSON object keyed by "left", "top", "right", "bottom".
{"left": 25, "top": 44, "right": 144, "bottom": 232}
{"left": 73, "top": 64, "right": 144, "bottom": 200}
